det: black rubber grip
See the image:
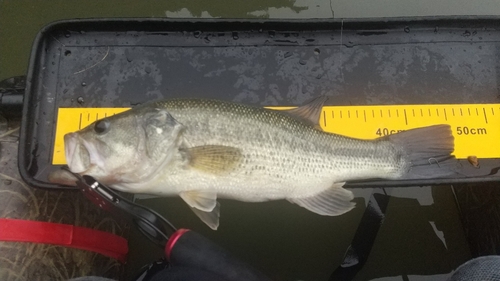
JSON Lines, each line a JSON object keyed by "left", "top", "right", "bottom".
{"left": 167, "top": 230, "right": 271, "bottom": 281}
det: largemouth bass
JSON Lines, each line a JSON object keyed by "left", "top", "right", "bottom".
{"left": 64, "top": 97, "right": 455, "bottom": 229}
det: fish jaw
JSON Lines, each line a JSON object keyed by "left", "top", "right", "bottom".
{"left": 64, "top": 132, "right": 90, "bottom": 173}
{"left": 64, "top": 132, "right": 107, "bottom": 175}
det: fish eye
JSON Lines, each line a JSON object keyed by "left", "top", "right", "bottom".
{"left": 94, "top": 119, "right": 110, "bottom": 135}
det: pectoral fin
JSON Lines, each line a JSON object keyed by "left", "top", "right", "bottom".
{"left": 282, "top": 96, "right": 328, "bottom": 128}
{"left": 187, "top": 145, "right": 242, "bottom": 175}
{"left": 190, "top": 202, "right": 221, "bottom": 230}
{"left": 288, "top": 182, "right": 355, "bottom": 216}
{"left": 179, "top": 190, "right": 217, "bottom": 212}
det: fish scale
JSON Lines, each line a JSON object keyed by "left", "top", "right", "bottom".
{"left": 64, "top": 98, "right": 455, "bottom": 229}
{"left": 154, "top": 100, "right": 405, "bottom": 194}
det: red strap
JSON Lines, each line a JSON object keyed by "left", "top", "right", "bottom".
{"left": 0, "top": 218, "right": 128, "bottom": 263}
{"left": 165, "top": 228, "right": 190, "bottom": 261}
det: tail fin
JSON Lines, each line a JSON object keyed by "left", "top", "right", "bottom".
{"left": 386, "top": 124, "right": 457, "bottom": 179}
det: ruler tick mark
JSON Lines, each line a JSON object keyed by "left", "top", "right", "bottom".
{"left": 388, "top": 110, "right": 391, "bottom": 118}
{"left": 420, "top": 109, "right": 423, "bottom": 117}
{"left": 436, "top": 108, "right": 439, "bottom": 117}
{"left": 403, "top": 109, "right": 408, "bottom": 125}
{"left": 348, "top": 111, "right": 351, "bottom": 118}
{"left": 396, "top": 109, "right": 399, "bottom": 117}
{"left": 79, "top": 113, "right": 82, "bottom": 130}
{"left": 372, "top": 110, "right": 374, "bottom": 118}
{"left": 340, "top": 111, "right": 342, "bottom": 118}
{"left": 380, "top": 109, "right": 383, "bottom": 117}
{"left": 468, "top": 108, "right": 471, "bottom": 116}
{"left": 428, "top": 108, "right": 431, "bottom": 116}
{"left": 356, "top": 110, "right": 358, "bottom": 118}
{"left": 492, "top": 108, "right": 495, "bottom": 115}
{"left": 483, "top": 108, "right": 488, "bottom": 124}
{"left": 412, "top": 109, "right": 415, "bottom": 117}
{"left": 363, "top": 110, "right": 367, "bottom": 122}
{"left": 332, "top": 111, "right": 334, "bottom": 118}
{"left": 476, "top": 108, "right": 479, "bottom": 116}
{"left": 452, "top": 108, "right": 455, "bottom": 116}
{"left": 460, "top": 108, "right": 463, "bottom": 116}
{"left": 323, "top": 110, "right": 327, "bottom": 127}
{"left": 444, "top": 108, "right": 448, "bottom": 121}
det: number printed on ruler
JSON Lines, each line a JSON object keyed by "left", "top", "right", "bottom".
{"left": 318, "top": 104, "right": 500, "bottom": 159}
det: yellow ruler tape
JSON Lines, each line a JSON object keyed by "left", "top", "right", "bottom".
{"left": 52, "top": 104, "right": 500, "bottom": 165}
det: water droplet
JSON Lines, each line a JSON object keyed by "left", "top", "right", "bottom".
{"left": 463, "top": 30, "right": 471, "bottom": 37}
{"left": 77, "top": 97, "right": 84, "bottom": 104}
{"left": 64, "top": 50, "right": 71, "bottom": 56}
{"left": 284, "top": 52, "right": 292, "bottom": 58}
{"left": 63, "top": 89, "right": 69, "bottom": 94}
{"left": 299, "top": 60, "right": 307, "bottom": 65}
{"left": 269, "top": 31, "right": 275, "bottom": 38}
{"left": 194, "top": 31, "right": 201, "bottom": 38}
{"left": 64, "top": 31, "right": 71, "bottom": 38}
{"left": 81, "top": 82, "right": 86, "bottom": 87}
{"left": 316, "top": 74, "right": 323, "bottom": 79}
{"left": 232, "top": 32, "right": 239, "bottom": 40}
{"left": 404, "top": 26, "right": 410, "bottom": 33}
{"left": 145, "top": 67, "right": 152, "bottom": 74}
{"left": 314, "top": 48, "right": 320, "bottom": 55}
{"left": 472, "top": 30, "right": 477, "bottom": 35}
{"left": 204, "top": 36, "right": 211, "bottom": 43}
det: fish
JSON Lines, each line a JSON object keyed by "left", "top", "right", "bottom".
{"left": 64, "top": 97, "right": 456, "bottom": 230}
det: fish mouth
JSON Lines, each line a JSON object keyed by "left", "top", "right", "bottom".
{"left": 64, "top": 133, "right": 91, "bottom": 173}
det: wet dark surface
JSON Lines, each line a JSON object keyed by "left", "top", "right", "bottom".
{"left": 454, "top": 182, "right": 500, "bottom": 257}
{"left": 19, "top": 19, "right": 500, "bottom": 189}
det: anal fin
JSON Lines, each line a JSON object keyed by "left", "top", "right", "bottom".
{"left": 190, "top": 202, "right": 221, "bottom": 230}
{"left": 288, "top": 182, "right": 355, "bottom": 216}
{"left": 180, "top": 190, "right": 217, "bottom": 212}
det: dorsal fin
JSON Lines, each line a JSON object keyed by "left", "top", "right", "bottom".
{"left": 282, "top": 96, "right": 328, "bottom": 127}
